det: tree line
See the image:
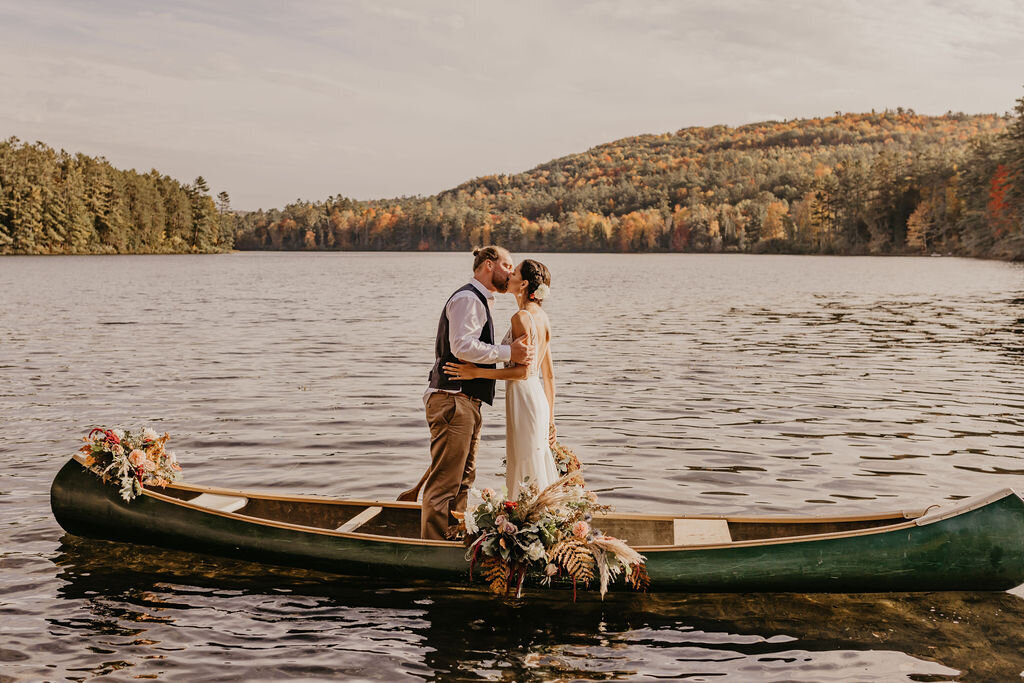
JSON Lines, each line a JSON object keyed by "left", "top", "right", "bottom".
{"left": 4, "top": 91, "right": 1023, "bottom": 259}
{"left": 0, "top": 139, "right": 233, "bottom": 254}
{"left": 235, "top": 98, "right": 1024, "bottom": 260}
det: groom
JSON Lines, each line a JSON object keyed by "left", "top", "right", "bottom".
{"left": 399, "top": 246, "right": 533, "bottom": 539}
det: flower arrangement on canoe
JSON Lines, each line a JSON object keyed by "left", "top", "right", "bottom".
{"left": 464, "top": 472, "right": 649, "bottom": 599}
{"left": 78, "top": 427, "right": 181, "bottom": 502}
{"left": 498, "top": 441, "right": 581, "bottom": 486}
{"left": 551, "top": 440, "right": 582, "bottom": 477}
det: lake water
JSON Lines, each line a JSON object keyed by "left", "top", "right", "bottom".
{"left": 2, "top": 252, "right": 1023, "bottom": 681}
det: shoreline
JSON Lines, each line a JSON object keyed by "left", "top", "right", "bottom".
{"left": 2, "top": 249, "right": 1021, "bottom": 262}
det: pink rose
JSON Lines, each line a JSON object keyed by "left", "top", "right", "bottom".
{"left": 572, "top": 520, "right": 590, "bottom": 540}
{"left": 482, "top": 488, "right": 497, "bottom": 501}
{"left": 128, "top": 449, "right": 146, "bottom": 467}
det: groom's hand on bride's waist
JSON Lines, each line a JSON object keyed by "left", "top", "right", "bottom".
{"left": 510, "top": 334, "right": 534, "bottom": 365}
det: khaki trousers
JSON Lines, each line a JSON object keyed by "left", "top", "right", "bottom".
{"left": 401, "top": 392, "right": 482, "bottom": 540}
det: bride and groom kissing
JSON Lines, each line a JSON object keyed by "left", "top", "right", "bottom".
{"left": 399, "top": 246, "right": 560, "bottom": 540}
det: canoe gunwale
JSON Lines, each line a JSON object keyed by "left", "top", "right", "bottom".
{"left": 68, "top": 453, "right": 930, "bottom": 524}
{"left": 65, "top": 456, "right": 1024, "bottom": 553}
{"left": 913, "top": 488, "right": 1020, "bottom": 526}
{"left": 144, "top": 485, "right": 927, "bottom": 552}
{"left": 70, "top": 454, "right": 423, "bottom": 511}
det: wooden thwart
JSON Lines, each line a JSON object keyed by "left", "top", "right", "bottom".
{"left": 336, "top": 506, "right": 383, "bottom": 533}
{"left": 191, "top": 492, "right": 248, "bottom": 514}
{"left": 673, "top": 518, "right": 732, "bottom": 546}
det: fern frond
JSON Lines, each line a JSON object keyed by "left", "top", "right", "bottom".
{"left": 625, "top": 562, "right": 651, "bottom": 592}
{"left": 550, "top": 538, "right": 595, "bottom": 584}
{"left": 480, "top": 556, "right": 510, "bottom": 594}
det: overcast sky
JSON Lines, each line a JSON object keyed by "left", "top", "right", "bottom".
{"left": 1, "top": 1, "right": 1022, "bottom": 209}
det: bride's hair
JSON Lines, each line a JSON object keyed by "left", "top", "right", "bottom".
{"left": 520, "top": 259, "right": 551, "bottom": 304}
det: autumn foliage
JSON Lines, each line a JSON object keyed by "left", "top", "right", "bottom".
{"left": 4, "top": 94, "right": 1024, "bottom": 260}
{"left": 232, "top": 105, "right": 1024, "bottom": 260}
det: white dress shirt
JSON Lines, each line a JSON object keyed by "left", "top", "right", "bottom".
{"left": 424, "top": 279, "right": 511, "bottom": 402}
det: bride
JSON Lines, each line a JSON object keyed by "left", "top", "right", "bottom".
{"left": 444, "top": 259, "right": 559, "bottom": 498}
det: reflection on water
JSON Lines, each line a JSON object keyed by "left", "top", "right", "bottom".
{"left": 2, "top": 253, "right": 1024, "bottom": 679}
{"left": 36, "top": 536, "right": 1024, "bottom": 681}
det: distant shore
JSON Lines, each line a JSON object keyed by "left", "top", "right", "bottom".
{"left": 3, "top": 248, "right": 1021, "bottom": 262}
{"left": 4, "top": 106, "right": 1023, "bottom": 261}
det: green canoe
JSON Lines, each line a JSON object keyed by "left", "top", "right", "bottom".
{"left": 50, "top": 456, "right": 1024, "bottom": 592}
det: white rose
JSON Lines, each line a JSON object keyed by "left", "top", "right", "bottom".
{"left": 463, "top": 488, "right": 483, "bottom": 534}
{"left": 464, "top": 508, "right": 479, "bottom": 535}
{"left": 527, "top": 541, "right": 546, "bottom": 561}
{"left": 143, "top": 428, "right": 159, "bottom": 441}
{"left": 533, "top": 283, "right": 550, "bottom": 301}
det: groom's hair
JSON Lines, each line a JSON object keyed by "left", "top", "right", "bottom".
{"left": 472, "top": 245, "right": 505, "bottom": 271}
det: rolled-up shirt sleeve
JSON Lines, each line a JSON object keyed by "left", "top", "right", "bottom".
{"left": 447, "top": 293, "right": 512, "bottom": 364}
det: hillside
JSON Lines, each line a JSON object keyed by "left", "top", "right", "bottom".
{"left": 234, "top": 105, "right": 1023, "bottom": 259}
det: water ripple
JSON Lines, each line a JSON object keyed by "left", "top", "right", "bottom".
{"left": 1, "top": 253, "right": 1023, "bottom": 679}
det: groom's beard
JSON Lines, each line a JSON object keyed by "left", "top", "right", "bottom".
{"left": 493, "top": 274, "right": 509, "bottom": 292}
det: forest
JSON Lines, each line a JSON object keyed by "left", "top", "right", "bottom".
{"left": 0, "top": 142, "right": 233, "bottom": 254}
{"left": 3, "top": 93, "right": 1023, "bottom": 259}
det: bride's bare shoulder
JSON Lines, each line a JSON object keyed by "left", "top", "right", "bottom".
{"left": 509, "top": 310, "right": 531, "bottom": 334}
{"left": 532, "top": 307, "right": 551, "bottom": 331}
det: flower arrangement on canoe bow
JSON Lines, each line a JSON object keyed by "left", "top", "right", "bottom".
{"left": 464, "top": 472, "right": 649, "bottom": 599}
{"left": 78, "top": 427, "right": 182, "bottom": 501}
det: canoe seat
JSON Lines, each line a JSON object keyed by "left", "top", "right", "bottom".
{"left": 336, "top": 506, "right": 383, "bottom": 533}
{"left": 673, "top": 518, "right": 732, "bottom": 546}
{"left": 190, "top": 492, "right": 248, "bottom": 514}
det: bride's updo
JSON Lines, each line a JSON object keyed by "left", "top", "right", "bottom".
{"left": 520, "top": 259, "right": 551, "bottom": 305}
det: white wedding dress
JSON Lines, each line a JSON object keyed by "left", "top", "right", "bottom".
{"left": 503, "top": 311, "right": 559, "bottom": 499}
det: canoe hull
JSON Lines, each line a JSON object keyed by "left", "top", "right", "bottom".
{"left": 644, "top": 500, "right": 1024, "bottom": 592}
{"left": 51, "top": 458, "right": 1024, "bottom": 592}
{"left": 50, "top": 459, "right": 467, "bottom": 580}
